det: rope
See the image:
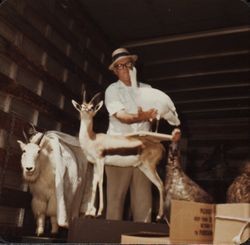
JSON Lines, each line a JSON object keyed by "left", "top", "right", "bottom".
{"left": 215, "top": 215, "right": 250, "bottom": 245}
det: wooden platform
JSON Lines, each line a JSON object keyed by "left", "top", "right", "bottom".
{"left": 68, "top": 218, "right": 168, "bottom": 243}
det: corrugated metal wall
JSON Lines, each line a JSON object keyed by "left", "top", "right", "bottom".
{"left": 0, "top": 0, "right": 112, "bottom": 231}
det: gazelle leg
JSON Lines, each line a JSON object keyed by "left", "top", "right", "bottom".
{"left": 97, "top": 159, "right": 105, "bottom": 216}
{"left": 85, "top": 164, "right": 98, "bottom": 216}
{"left": 138, "top": 165, "right": 164, "bottom": 220}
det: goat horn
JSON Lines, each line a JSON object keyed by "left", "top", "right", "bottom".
{"left": 22, "top": 130, "right": 29, "bottom": 143}
{"left": 28, "top": 123, "right": 38, "bottom": 135}
{"left": 89, "top": 92, "right": 102, "bottom": 105}
{"left": 37, "top": 133, "right": 45, "bottom": 146}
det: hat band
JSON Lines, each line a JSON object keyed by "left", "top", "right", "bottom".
{"left": 112, "top": 52, "right": 130, "bottom": 62}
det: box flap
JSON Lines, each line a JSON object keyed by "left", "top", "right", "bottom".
{"left": 213, "top": 203, "right": 250, "bottom": 245}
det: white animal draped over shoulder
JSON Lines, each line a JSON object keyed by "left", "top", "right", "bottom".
{"left": 129, "top": 67, "right": 180, "bottom": 129}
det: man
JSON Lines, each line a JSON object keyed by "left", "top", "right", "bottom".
{"left": 104, "top": 48, "right": 157, "bottom": 222}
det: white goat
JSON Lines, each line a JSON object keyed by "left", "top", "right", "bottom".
{"left": 129, "top": 67, "right": 180, "bottom": 131}
{"left": 72, "top": 92, "right": 179, "bottom": 220}
{"left": 18, "top": 133, "right": 58, "bottom": 236}
{"left": 17, "top": 131, "right": 88, "bottom": 236}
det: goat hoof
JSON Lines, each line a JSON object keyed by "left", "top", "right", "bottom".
{"left": 97, "top": 210, "right": 103, "bottom": 216}
{"left": 51, "top": 228, "right": 59, "bottom": 234}
{"left": 84, "top": 215, "right": 95, "bottom": 219}
{"left": 36, "top": 227, "right": 44, "bottom": 236}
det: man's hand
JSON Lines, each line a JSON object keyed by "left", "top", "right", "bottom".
{"left": 171, "top": 128, "right": 181, "bottom": 142}
{"left": 138, "top": 107, "right": 158, "bottom": 122}
{"left": 115, "top": 107, "right": 157, "bottom": 124}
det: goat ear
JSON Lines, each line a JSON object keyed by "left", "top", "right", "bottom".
{"left": 72, "top": 100, "right": 81, "bottom": 112}
{"left": 94, "top": 100, "right": 103, "bottom": 115}
{"left": 17, "top": 140, "right": 26, "bottom": 151}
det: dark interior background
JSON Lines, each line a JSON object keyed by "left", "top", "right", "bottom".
{"left": 0, "top": 0, "right": 249, "bottom": 240}
{"left": 80, "top": 0, "right": 250, "bottom": 196}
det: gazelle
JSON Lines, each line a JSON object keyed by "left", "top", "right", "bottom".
{"left": 72, "top": 92, "right": 180, "bottom": 220}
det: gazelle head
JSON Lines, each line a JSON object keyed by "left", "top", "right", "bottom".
{"left": 72, "top": 91, "right": 103, "bottom": 119}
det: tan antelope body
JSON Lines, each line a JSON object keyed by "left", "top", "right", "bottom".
{"left": 72, "top": 92, "right": 178, "bottom": 219}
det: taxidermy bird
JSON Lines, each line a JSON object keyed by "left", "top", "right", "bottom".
{"left": 227, "top": 160, "right": 250, "bottom": 203}
{"left": 164, "top": 135, "right": 213, "bottom": 219}
{"left": 129, "top": 67, "right": 180, "bottom": 132}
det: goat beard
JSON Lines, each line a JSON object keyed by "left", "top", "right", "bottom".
{"left": 23, "top": 169, "right": 39, "bottom": 182}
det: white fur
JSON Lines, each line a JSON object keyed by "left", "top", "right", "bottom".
{"left": 17, "top": 131, "right": 88, "bottom": 236}
{"left": 18, "top": 137, "right": 58, "bottom": 236}
{"left": 129, "top": 67, "right": 180, "bottom": 130}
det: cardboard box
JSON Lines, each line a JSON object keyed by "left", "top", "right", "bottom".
{"left": 170, "top": 200, "right": 214, "bottom": 244}
{"left": 169, "top": 200, "right": 250, "bottom": 245}
{"left": 213, "top": 203, "right": 250, "bottom": 245}
{"left": 121, "top": 232, "right": 170, "bottom": 244}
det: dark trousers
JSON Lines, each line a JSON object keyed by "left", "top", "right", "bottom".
{"left": 105, "top": 165, "right": 152, "bottom": 222}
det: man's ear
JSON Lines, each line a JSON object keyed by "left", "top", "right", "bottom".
{"left": 17, "top": 140, "right": 26, "bottom": 151}
{"left": 72, "top": 100, "right": 81, "bottom": 112}
{"left": 113, "top": 69, "right": 118, "bottom": 76}
{"left": 94, "top": 101, "right": 103, "bottom": 115}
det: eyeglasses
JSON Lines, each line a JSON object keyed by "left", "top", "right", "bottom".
{"left": 114, "top": 62, "right": 134, "bottom": 70}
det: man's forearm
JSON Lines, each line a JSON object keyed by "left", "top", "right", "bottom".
{"left": 115, "top": 108, "right": 156, "bottom": 124}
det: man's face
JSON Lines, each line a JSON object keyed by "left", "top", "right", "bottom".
{"left": 113, "top": 57, "right": 134, "bottom": 81}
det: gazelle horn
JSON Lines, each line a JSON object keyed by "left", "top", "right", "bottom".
{"left": 89, "top": 92, "right": 102, "bottom": 105}
{"left": 82, "top": 90, "right": 86, "bottom": 103}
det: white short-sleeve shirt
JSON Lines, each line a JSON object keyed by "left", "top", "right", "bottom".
{"left": 105, "top": 80, "right": 152, "bottom": 135}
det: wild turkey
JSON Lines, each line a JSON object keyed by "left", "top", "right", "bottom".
{"left": 227, "top": 160, "right": 250, "bottom": 203}
{"left": 164, "top": 138, "right": 213, "bottom": 219}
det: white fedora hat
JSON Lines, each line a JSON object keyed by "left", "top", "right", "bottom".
{"left": 109, "top": 48, "right": 138, "bottom": 70}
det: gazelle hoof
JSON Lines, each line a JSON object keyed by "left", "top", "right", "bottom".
{"left": 85, "top": 207, "right": 96, "bottom": 216}
{"left": 156, "top": 215, "right": 162, "bottom": 220}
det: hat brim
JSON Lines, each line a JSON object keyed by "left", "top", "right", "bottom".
{"left": 109, "top": 54, "right": 138, "bottom": 70}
